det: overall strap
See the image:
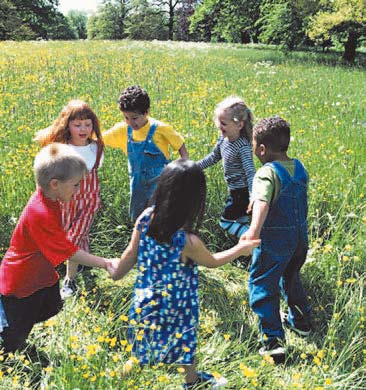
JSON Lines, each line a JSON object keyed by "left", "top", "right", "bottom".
{"left": 293, "top": 159, "right": 308, "bottom": 185}
{"left": 266, "top": 161, "right": 291, "bottom": 187}
{"left": 127, "top": 125, "right": 133, "bottom": 142}
{"left": 93, "top": 140, "right": 104, "bottom": 169}
{"left": 145, "top": 121, "right": 158, "bottom": 142}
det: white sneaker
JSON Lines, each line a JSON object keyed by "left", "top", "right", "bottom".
{"left": 60, "top": 278, "right": 78, "bottom": 299}
{"left": 183, "top": 372, "right": 228, "bottom": 389}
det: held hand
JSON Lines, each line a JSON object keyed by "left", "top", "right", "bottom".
{"left": 105, "top": 258, "right": 119, "bottom": 278}
{"left": 247, "top": 201, "right": 253, "bottom": 214}
{"left": 240, "top": 228, "right": 259, "bottom": 241}
{"left": 237, "top": 238, "right": 261, "bottom": 256}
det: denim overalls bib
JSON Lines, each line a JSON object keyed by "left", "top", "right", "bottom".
{"left": 127, "top": 122, "right": 169, "bottom": 221}
{"left": 249, "top": 159, "right": 311, "bottom": 341}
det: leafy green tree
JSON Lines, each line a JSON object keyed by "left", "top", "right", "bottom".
{"left": 307, "top": 0, "right": 366, "bottom": 62}
{"left": 87, "top": 0, "right": 129, "bottom": 39}
{"left": 257, "top": 0, "right": 320, "bottom": 50}
{"left": 188, "top": 0, "right": 221, "bottom": 42}
{"left": 0, "top": 0, "right": 35, "bottom": 39}
{"left": 175, "top": 0, "right": 197, "bottom": 41}
{"left": 151, "top": 0, "right": 184, "bottom": 40}
{"left": 11, "top": 0, "right": 61, "bottom": 39}
{"left": 67, "top": 10, "right": 88, "bottom": 39}
{"left": 189, "top": 0, "right": 260, "bottom": 43}
{"left": 86, "top": 14, "right": 99, "bottom": 39}
{"left": 46, "top": 11, "right": 77, "bottom": 39}
{"left": 0, "top": 0, "right": 77, "bottom": 40}
{"left": 214, "top": 0, "right": 260, "bottom": 43}
{"left": 125, "top": 0, "right": 168, "bottom": 40}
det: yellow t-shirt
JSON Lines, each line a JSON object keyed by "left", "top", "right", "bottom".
{"left": 102, "top": 117, "right": 184, "bottom": 160}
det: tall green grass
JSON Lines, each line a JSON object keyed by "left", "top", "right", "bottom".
{"left": 0, "top": 40, "right": 365, "bottom": 389}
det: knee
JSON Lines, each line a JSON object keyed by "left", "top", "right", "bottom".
{"left": 0, "top": 317, "right": 35, "bottom": 353}
{"left": 1, "top": 330, "right": 29, "bottom": 353}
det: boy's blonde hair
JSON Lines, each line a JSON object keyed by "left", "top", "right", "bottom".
{"left": 214, "top": 96, "right": 254, "bottom": 143}
{"left": 34, "top": 143, "right": 87, "bottom": 191}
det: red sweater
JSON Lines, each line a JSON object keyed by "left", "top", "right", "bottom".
{"left": 0, "top": 188, "right": 78, "bottom": 298}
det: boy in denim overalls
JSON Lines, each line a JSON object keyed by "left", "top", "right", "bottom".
{"left": 242, "top": 116, "right": 311, "bottom": 363}
{"left": 103, "top": 85, "right": 188, "bottom": 221}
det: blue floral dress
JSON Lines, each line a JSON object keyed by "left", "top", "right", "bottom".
{"left": 128, "top": 208, "right": 199, "bottom": 365}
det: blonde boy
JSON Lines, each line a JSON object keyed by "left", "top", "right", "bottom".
{"left": 0, "top": 143, "right": 113, "bottom": 354}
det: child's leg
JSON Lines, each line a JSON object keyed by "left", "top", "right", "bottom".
{"left": 66, "top": 260, "right": 78, "bottom": 280}
{"left": 248, "top": 248, "right": 289, "bottom": 342}
{"left": 61, "top": 234, "right": 90, "bottom": 298}
{"left": 1, "top": 283, "right": 62, "bottom": 353}
{"left": 220, "top": 216, "right": 250, "bottom": 238}
{"left": 0, "top": 317, "right": 33, "bottom": 353}
{"left": 181, "top": 360, "right": 199, "bottom": 384}
{"left": 60, "top": 261, "right": 79, "bottom": 299}
{"left": 181, "top": 361, "right": 228, "bottom": 389}
{"left": 122, "top": 358, "right": 137, "bottom": 377}
{"left": 280, "top": 240, "right": 311, "bottom": 329}
{"left": 220, "top": 189, "right": 250, "bottom": 238}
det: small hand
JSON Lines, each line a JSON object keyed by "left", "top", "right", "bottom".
{"left": 238, "top": 238, "right": 261, "bottom": 256}
{"left": 240, "top": 227, "right": 259, "bottom": 241}
{"left": 105, "top": 258, "right": 119, "bottom": 278}
{"left": 247, "top": 201, "right": 253, "bottom": 214}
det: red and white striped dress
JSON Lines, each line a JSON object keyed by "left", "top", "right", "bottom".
{"left": 60, "top": 141, "right": 104, "bottom": 252}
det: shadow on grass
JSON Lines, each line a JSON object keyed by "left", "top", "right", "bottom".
{"left": 233, "top": 43, "right": 366, "bottom": 69}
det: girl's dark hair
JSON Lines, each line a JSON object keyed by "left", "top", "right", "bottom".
{"left": 147, "top": 159, "right": 206, "bottom": 243}
{"left": 118, "top": 85, "right": 150, "bottom": 114}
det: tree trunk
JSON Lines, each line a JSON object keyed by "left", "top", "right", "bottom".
{"left": 343, "top": 30, "right": 358, "bottom": 63}
{"left": 168, "top": 7, "right": 174, "bottom": 40}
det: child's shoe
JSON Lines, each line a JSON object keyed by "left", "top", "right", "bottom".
{"left": 183, "top": 371, "right": 228, "bottom": 389}
{"left": 60, "top": 278, "right": 78, "bottom": 299}
{"left": 231, "top": 255, "right": 251, "bottom": 269}
{"left": 282, "top": 313, "right": 311, "bottom": 337}
{"left": 259, "top": 338, "right": 286, "bottom": 364}
{"left": 219, "top": 217, "right": 249, "bottom": 238}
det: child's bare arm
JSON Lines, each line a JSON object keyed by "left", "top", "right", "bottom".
{"left": 178, "top": 143, "right": 188, "bottom": 159}
{"left": 182, "top": 233, "right": 260, "bottom": 268}
{"left": 69, "top": 250, "right": 109, "bottom": 269}
{"left": 242, "top": 199, "right": 269, "bottom": 240}
{"left": 109, "top": 227, "right": 140, "bottom": 280}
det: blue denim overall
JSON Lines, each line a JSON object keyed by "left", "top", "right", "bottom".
{"left": 127, "top": 122, "right": 169, "bottom": 221}
{"left": 248, "top": 159, "right": 311, "bottom": 342}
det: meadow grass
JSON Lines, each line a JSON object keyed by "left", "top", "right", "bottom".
{"left": 0, "top": 40, "right": 365, "bottom": 389}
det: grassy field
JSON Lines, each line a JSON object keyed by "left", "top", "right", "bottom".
{"left": 0, "top": 40, "right": 365, "bottom": 389}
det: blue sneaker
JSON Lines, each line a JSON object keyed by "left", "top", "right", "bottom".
{"left": 219, "top": 217, "right": 249, "bottom": 238}
{"left": 183, "top": 371, "right": 228, "bottom": 389}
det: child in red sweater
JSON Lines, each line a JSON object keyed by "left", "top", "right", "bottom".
{"left": 0, "top": 143, "right": 114, "bottom": 354}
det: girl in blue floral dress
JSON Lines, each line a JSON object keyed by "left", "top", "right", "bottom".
{"left": 111, "top": 159, "right": 260, "bottom": 389}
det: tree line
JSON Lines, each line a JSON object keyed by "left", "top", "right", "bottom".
{"left": 1, "top": 0, "right": 365, "bottom": 62}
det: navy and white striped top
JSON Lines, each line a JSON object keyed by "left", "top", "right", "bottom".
{"left": 197, "top": 135, "right": 256, "bottom": 193}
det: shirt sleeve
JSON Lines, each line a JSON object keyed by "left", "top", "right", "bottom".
{"left": 197, "top": 137, "right": 222, "bottom": 169}
{"left": 251, "top": 165, "right": 277, "bottom": 204}
{"left": 102, "top": 122, "right": 127, "bottom": 155}
{"left": 27, "top": 210, "right": 78, "bottom": 267}
{"left": 161, "top": 123, "right": 185, "bottom": 151}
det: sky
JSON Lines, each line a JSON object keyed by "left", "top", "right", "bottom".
{"left": 58, "top": 0, "right": 102, "bottom": 15}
